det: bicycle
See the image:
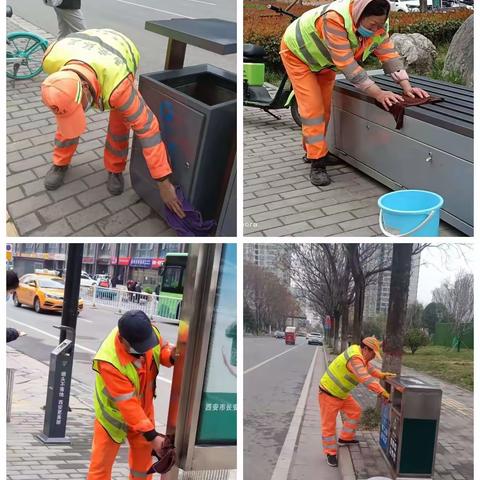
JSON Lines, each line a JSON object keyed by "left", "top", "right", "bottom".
{"left": 6, "top": 5, "right": 49, "bottom": 85}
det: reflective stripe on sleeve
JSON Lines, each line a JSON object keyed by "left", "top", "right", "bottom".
{"left": 135, "top": 109, "right": 155, "bottom": 135}
{"left": 139, "top": 132, "right": 162, "bottom": 149}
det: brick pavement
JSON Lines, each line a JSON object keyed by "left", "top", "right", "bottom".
{"left": 325, "top": 351, "right": 474, "bottom": 480}
{"left": 7, "top": 15, "right": 176, "bottom": 237}
{"left": 243, "top": 104, "right": 462, "bottom": 237}
{"left": 7, "top": 346, "right": 237, "bottom": 479}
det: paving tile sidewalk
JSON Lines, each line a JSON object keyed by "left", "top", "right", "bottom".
{"left": 7, "top": 15, "right": 175, "bottom": 237}
{"left": 7, "top": 346, "right": 131, "bottom": 479}
{"left": 243, "top": 105, "right": 461, "bottom": 237}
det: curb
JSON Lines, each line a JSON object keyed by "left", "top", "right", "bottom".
{"left": 322, "top": 346, "right": 357, "bottom": 480}
{"left": 271, "top": 346, "right": 319, "bottom": 480}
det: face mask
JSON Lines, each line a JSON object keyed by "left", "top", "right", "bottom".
{"left": 129, "top": 347, "right": 142, "bottom": 355}
{"left": 358, "top": 25, "right": 375, "bottom": 38}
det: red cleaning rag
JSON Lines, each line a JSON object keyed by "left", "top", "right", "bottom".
{"left": 376, "top": 94, "right": 443, "bottom": 129}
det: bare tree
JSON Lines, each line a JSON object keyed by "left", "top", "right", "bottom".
{"left": 244, "top": 262, "right": 301, "bottom": 334}
{"left": 382, "top": 244, "right": 413, "bottom": 375}
{"left": 285, "top": 244, "right": 351, "bottom": 352}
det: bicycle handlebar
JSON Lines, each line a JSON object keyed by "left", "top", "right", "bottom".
{"left": 267, "top": 4, "right": 298, "bottom": 20}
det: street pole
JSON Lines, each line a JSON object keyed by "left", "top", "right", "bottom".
{"left": 37, "top": 243, "right": 84, "bottom": 444}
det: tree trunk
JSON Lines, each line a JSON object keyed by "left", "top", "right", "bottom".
{"left": 382, "top": 244, "right": 413, "bottom": 375}
{"left": 352, "top": 282, "right": 365, "bottom": 343}
{"left": 345, "top": 244, "right": 365, "bottom": 343}
{"left": 419, "top": 0, "right": 428, "bottom": 12}
{"left": 333, "top": 310, "right": 340, "bottom": 353}
{"left": 340, "top": 303, "right": 349, "bottom": 351}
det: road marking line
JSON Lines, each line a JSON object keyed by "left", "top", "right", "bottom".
{"left": 113, "top": 0, "right": 194, "bottom": 18}
{"left": 271, "top": 347, "right": 318, "bottom": 480}
{"left": 244, "top": 345, "right": 302, "bottom": 374}
{"left": 7, "top": 317, "right": 172, "bottom": 384}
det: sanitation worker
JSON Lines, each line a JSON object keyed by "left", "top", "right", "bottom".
{"left": 87, "top": 310, "right": 176, "bottom": 479}
{"left": 319, "top": 336, "right": 395, "bottom": 467}
{"left": 280, "top": 0, "right": 430, "bottom": 187}
{"left": 41, "top": 29, "right": 185, "bottom": 218}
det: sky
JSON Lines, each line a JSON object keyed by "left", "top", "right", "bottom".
{"left": 416, "top": 243, "right": 474, "bottom": 305}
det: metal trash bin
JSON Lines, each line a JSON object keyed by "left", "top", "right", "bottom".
{"left": 130, "top": 64, "right": 236, "bottom": 232}
{"left": 6, "top": 367, "right": 15, "bottom": 423}
{"left": 379, "top": 376, "right": 442, "bottom": 479}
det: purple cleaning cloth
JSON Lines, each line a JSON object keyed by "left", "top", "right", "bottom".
{"left": 165, "top": 185, "right": 217, "bottom": 237}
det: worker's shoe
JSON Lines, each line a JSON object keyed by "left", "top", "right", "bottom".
{"left": 338, "top": 438, "right": 359, "bottom": 446}
{"left": 326, "top": 454, "right": 338, "bottom": 467}
{"left": 44, "top": 165, "right": 69, "bottom": 190}
{"left": 310, "top": 161, "right": 331, "bottom": 186}
{"left": 107, "top": 172, "right": 124, "bottom": 195}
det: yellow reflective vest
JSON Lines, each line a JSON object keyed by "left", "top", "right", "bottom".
{"left": 320, "top": 344, "right": 362, "bottom": 399}
{"left": 92, "top": 326, "right": 160, "bottom": 443}
{"left": 283, "top": 0, "right": 389, "bottom": 72}
{"left": 42, "top": 28, "right": 140, "bottom": 110}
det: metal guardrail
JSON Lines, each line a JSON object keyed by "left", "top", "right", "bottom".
{"left": 78, "top": 285, "right": 182, "bottom": 322}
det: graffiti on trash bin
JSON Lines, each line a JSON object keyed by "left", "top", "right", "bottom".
{"left": 159, "top": 100, "right": 179, "bottom": 157}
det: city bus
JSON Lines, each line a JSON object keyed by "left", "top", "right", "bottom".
{"left": 157, "top": 252, "right": 188, "bottom": 320}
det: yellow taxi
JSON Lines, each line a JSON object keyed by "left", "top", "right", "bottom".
{"left": 13, "top": 270, "right": 84, "bottom": 314}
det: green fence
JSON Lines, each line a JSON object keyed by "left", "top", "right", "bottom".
{"left": 433, "top": 323, "right": 473, "bottom": 349}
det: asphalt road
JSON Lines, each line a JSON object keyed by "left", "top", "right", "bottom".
{"left": 7, "top": 0, "right": 236, "bottom": 72}
{"left": 244, "top": 336, "right": 316, "bottom": 480}
{"left": 6, "top": 300, "right": 178, "bottom": 431}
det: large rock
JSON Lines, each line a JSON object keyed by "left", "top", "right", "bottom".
{"left": 443, "top": 15, "right": 473, "bottom": 87}
{"left": 390, "top": 33, "right": 437, "bottom": 75}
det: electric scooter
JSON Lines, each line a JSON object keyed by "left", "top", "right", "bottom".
{"left": 243, "top": 4, "right": 301, "bottom": 127}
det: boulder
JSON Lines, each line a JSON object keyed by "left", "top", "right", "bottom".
{"left": 443, "top": 15, "right": 473, "bottom": 87}
{"left": 390, "top": 33, "right": 437, "bottom": 75}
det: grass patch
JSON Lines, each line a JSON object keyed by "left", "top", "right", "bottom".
{"left": 402, "top": 345, "right": 473, "bottom": 391}
{"left": 360, "top": 406, "right": 381, "bottom": 430}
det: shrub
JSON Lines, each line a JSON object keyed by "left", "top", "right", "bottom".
{"left": 143, "top": 287, "right": 153, "bottom": 294}
{"left": 404, "top": 328, "right": 430, "bottom": 354}
{"left": 244, "top": 2, "right": 472, "bottom": 70}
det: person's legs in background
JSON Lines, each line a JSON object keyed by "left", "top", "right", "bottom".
{"left": 54, "top": 7, "right": 87, "bottom": 39}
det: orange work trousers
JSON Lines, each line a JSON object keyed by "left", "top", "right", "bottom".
{"left": 318, "top": 390, "right": 361, "bottom": 455}
{"left": 280, "top": 39, "right": 336, "bottom": 160}
{"left": 52, "top": 109, "right": 130, "bottom": 174}
{"left": 87, "top": 419, "right": 154, "bottom": 480}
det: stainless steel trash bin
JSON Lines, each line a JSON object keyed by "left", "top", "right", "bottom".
{"left": 130, "top": 64, "right": 236, "bottom": 233}
{"left": 379, "top": 376, "right": 442, "bottom": 479}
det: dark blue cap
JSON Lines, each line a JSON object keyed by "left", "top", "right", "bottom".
{"left": 118, "top": 310, "right": 157, "bottom": 353}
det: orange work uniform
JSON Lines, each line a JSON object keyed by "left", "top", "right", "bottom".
{"left": 52, "top": 62, "right": 172, "bottom": 181}
{"left": 87, "top": 333, "right": 174, "bottom": 480}
{"left": 280, "top": 8, "right": 404, "bottom": 160}
{"left": 319, "top": 355, "right": 385, "bottom": 455}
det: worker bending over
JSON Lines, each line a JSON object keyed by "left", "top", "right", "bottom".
{"left": 41, "top": 28, "right": 185, "bottom": 218}
{"left": 319, "top": 336, "right": 395, "bottom": 467}
{"left": 281, "top": 0, "right": 429, "bottom": 186}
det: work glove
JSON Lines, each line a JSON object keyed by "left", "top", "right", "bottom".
{"left": 379, "top": 390, "right": 390, "bottom": 402}
{"left": 381, "top": 372, "right": 397, "bottom": 379}
{"left": 149, "top": 434, "right": 176, "bottom": 474}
